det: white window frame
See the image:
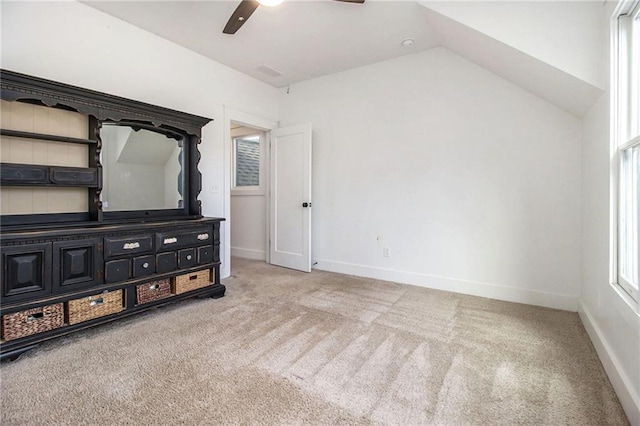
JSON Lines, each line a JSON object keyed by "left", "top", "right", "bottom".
{"left": 231, "top": 129, "right": 266, "bottom": 196}
{"left": 611, "top": 0, "right": 640, "bottom": 302}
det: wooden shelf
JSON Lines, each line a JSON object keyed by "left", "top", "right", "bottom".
{"left": 0, "top": 129, "right": 97, "bottom": 145}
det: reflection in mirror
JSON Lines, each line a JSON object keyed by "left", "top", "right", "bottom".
{"left": 100, "top": 123, "right": 184, "bottom": 212}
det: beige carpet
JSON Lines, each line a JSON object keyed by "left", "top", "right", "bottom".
{"left": 0, "top": 257, "right": 628, "bottom": 425}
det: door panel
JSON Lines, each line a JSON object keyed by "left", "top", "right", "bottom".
{"left": 53, "top": 238, "right": 103, "bottom": 292}
{"left": 270, "top": 124, "right": 312, "bottom": 272}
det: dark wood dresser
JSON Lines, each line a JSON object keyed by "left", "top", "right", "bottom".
{"left": 0, "top": 70, "right": 225, "bottom": 360}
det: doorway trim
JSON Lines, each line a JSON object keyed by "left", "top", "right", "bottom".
{"left": 223, "top": 106, "right": 278, "bottom": 279}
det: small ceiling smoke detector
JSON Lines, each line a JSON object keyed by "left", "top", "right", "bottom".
{"left": 401, "top": 38, "right": 415, "bottom": 47}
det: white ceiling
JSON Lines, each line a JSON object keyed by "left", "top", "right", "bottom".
{"left": 84, "top": 0, "right": 440, "bottom": 88}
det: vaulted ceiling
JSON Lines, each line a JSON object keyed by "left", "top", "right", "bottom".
{"left": 84, "top": 0, "right": 604, "bottom": 117}
{"left": 85, "top": 1, "right": 440, "bottom": 88}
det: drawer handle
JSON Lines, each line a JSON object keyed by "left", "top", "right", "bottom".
{"left": 197, "top": 233, "right": 209, "bottom": 241}
{"left": 26, "top": 312, "right": 44, "bottom": 321}
{"left": 123, "top": 242, "right": 140, "bottom": 250}
{"left": 164, "top": 237, "right": 178, "bottom": 244}
{"left": 189, "top": 275, "right": 198, "bottom": 281}
{"left": 142, "top": 262, "right": 150, "bottom": 269}
{"left": 149, "top": 284, "right": 159, "bottom": 291}
{"left": 186, "top": 254, "right": 192, "bottom": 261}
{"left": 90, "top": 298, "right": 104, "bottom": 307}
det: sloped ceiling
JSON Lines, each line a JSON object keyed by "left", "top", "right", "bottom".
{"left": 117, "top": 129, "right": 179, "bottom": 166}
{"left": 419, "top": 5, "right": 603, "bottom": 117}
{"left": 83, "top": 1, "right": 440, "bottom": 87}
{"left": 83, "top": 0, "right": 604, "bottom": 117}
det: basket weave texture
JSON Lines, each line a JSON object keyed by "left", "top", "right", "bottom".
{"left": 1, "top": 303, "right": 64, "bottom": 341}
{"left": 136, "top": 279, "right": 172, "bottom": 304}
{"left": 172, "top": 269, "right": 211, "bottom": 294}
{"left": 66, "top": 290, "right": 123, "bottom": 325}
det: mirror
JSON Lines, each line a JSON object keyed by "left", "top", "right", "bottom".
{"left": 100, "top": 123, "right": 184, "bottom": 212}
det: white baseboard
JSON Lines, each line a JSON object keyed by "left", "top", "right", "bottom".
{"left": 231, "top": 247, "right": 266, "bottom": 261}
{"left": 579, "top": 301, "right": 640, "bottom": 425}
{"left": 313, "top": 258, "right": 578, "bottom": 311}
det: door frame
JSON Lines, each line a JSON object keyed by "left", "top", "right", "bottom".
{"left": 223, "top": 106, "right": 277, "bottom": 279}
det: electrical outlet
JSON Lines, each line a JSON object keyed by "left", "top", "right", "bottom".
{"left": 383, "top": 247, "right": 390, "bottom": 258}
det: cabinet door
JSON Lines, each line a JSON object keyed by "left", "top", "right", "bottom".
{"left": 1, "top": 243, "right": 52, "bottom": 302}
{"left": 52, "top": 238, "right": 103, "bottom": 293}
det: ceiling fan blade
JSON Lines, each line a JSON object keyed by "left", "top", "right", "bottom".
{"left": 332, "top": 0, "right": 365, "bottom": 3}
{"left": 223, "top": 0, "right": 260, "bottom": 35}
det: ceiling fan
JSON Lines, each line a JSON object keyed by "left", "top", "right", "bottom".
{"left": 223, "top": 0, "right": 365, "bottom": 35}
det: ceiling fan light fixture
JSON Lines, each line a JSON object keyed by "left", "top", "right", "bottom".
{"left": 257, "top": 0, "right": 283, "bottom": 6}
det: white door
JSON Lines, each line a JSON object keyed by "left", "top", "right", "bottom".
{"left": 269, "top": 124, "right": 312, "bottom": 272}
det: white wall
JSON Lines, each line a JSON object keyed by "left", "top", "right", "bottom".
{"left": 279, "top": 47, "right": 582, "bottom": 311}
{"left": 579, "top": 3, "right": 640, "bottom": 423}
{"left": 1, "top": 1, "right": 281, "bottom": 278}
{"left": 230, "top": 195, "right": 267, "bottom": 260}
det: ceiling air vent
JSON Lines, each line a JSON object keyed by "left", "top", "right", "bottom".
{"left": 254, "top": 65, "right": 284, "bottom": 78}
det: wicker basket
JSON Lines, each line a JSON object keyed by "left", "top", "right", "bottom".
{"left": 171, "top": 269, "right": 211, "bottom": 294}
{"left": 66, "top": 290, "right": 123, "bottom": 325}
{"left": 1, "top": 303, "right": 64, "bottom": 341}
{"left": 136, "top": 279, "right": 172, "bottom": 305}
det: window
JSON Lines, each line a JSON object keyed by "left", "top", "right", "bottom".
{"left": 614, "top": 0, "right": 640, "bottom": 300}
{"left": 232, "top": 132, "right": 265, "bottom": 193}
{"left": 234, "top": 136, "right": 260, "bottom": 187}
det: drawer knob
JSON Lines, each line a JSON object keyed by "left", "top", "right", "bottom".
{"left": 123, "top": 242, "right": 140, "bottom": 250}
{"left": 90, "top": 298, "right": 104, "bottom": 307}
{"left": 197, "top": 233, "right": 209, "bottom": 241}
{"left": 164, "top": 237, "right": 178, "bottom": 244}
{"left": 142, "top": 262, "right": 149, "bottom": 269}
{"left": 186, "top": 254, "right": 192, "bottom": 260}
{"left": 149, "top": 284, "right": 159, "bottom": 291}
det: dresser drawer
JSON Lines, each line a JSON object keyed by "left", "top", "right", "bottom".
{"left": 105, "top": 259, "right": 130, "bottom": 283}
{"left": 197, "top": 246, "right": 214, "bottom": 264}
{"left": 157, "top": 252, "right": 177, "bottom": 274}
{"left": 178, "top": 248, "right": 197, "bottom": 269}
{"left": 156, "top": 228, "right": 213, "bottom": 252}
{"left": 133, "top": 255, "right": 155, "bottom": 278}
{"left": 104, "top": 235, "right": 153, "bottom": 258}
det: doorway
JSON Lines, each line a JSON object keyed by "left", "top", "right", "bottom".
{"left": 229, "top": 122, "right": 269, "bottom": 264}
{"left": 222, "top": 107, "right": 312, "bottom": 278}
{"left": 222, "top": 108, "right": 277, "bottom": 279}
